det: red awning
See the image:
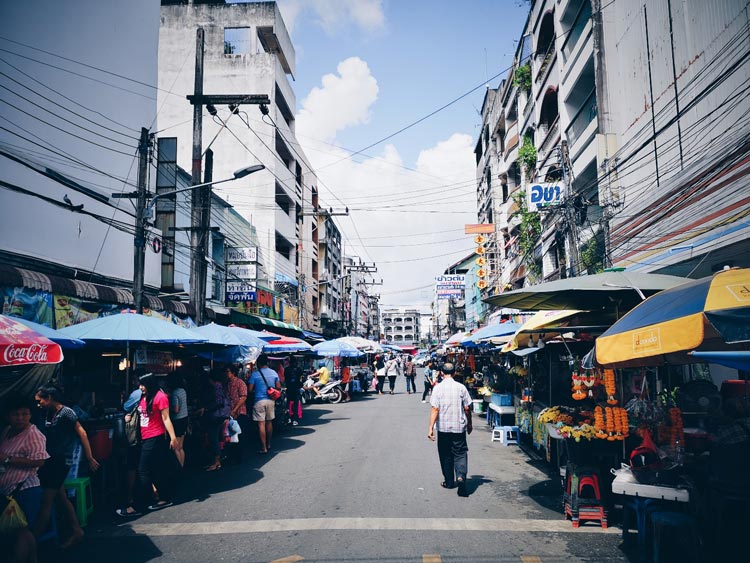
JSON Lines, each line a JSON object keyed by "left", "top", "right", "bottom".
{"left": 0, "top": 314, "right": 63, "bottom": 366}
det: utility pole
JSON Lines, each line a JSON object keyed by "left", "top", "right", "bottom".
{"left": 186, "top": 28, "right": 270, "bottom": 325}
{"left": 133, "top": 127, "right": 151, "bottom": 314}
{"left": 559, "top": 141, "right": 581, "bottom": 277}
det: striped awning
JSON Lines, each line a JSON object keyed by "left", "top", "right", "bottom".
{"left": 0, "top": 264, "right": 194, "bottom": 317}
{"left": 229, "top": 309, "right": 303, "bottom": 338}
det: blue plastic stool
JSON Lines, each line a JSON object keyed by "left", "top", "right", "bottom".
{"left": 650, "top": 511, "right": 700, "bottom": 563}
{"left": 622, "top": 497, "right": 667, "bottom": 561}
{"left": 500, "top": 425, "right": 519, "bottom": 446}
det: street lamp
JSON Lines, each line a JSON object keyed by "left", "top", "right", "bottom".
{"left": 114, "top": 163, "right": 264, "bottom": 315}
{"left": 143, "top": 164, "right": 264, "bottom": 220}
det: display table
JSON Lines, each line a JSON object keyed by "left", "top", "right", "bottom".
{"left": 612, "top": 471, "right": 689, "bottom": 502}
{"left": 486, "top": 403, "right": 516, "bottom": 427}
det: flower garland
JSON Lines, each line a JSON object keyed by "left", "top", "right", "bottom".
{"left": 604, "top": 369, "right": 618, "bottom": 405}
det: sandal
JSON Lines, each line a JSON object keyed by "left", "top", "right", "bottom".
{"left": 205, "top": 464, "right": 221, "bottom": 471}
{"left": 257, "top": 450, "right": 269, "bottom": 454}
{"left": 440, "top": 481, "right": 456, "bottom": 489}
{"left": 115, "top": 507, "right": 141, "bottom": 518}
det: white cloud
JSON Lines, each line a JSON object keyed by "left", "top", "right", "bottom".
{"left": 296, "top": 61, "right": 477, "bottom": 309}
{"left": 278, "top": 0, "right": 385, "bottom": 36}
{"left": 297, "top": 57, "right": 379, "bottom": 143}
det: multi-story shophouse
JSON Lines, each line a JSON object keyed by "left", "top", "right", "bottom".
{"left": 317, "top": 212, "right": 345, "bottom": 338}
{"left": 381, "top": 308, "right": 421, "bottom": 347}
{"left": 158, "top": 1, "right": 324, "bottom": 329}
{"left": 477, "top": 0, "right": 750, "bottom": 301}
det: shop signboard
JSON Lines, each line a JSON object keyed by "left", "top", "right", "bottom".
{"left": 226, "top": 246, "right": 257, "bottom": 263}
{"left": 226, "top": 281, "right": 257, "bottom": 303}
{"left": 527, "top": 182, "right": 565, "bottom": 210}
{"left": 227, "top": 264, "right": 257, "bottom": 280}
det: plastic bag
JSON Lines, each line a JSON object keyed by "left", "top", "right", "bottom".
{"left": 0, "top": 496, "right": 28, "bottom": 534}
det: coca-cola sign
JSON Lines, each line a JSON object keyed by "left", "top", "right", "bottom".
{"left": 0, "top": 315, "right": 64, "bottom": 366}
{"left": 3, "top": 344, "right": 56, "bottom": 364}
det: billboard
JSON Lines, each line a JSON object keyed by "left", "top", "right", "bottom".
{"left": 226, "top": 246, "right": 257, "bottom": 263}
{"left": 527, "top": 182, "right": 565, "bottom": 210}
{"left": 435, "top": 274, "right": 465, "bottom": 300}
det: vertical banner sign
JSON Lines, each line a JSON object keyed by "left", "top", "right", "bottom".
{"left": 226, "top": 246, "right": 258, "bottom": 304}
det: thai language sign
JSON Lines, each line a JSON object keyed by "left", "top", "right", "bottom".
{"left": 527, "top": 182, "right": 565, "bottom": 211}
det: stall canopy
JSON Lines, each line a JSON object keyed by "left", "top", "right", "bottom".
{"left": 262, "top": 334, "right": 313, "bottom": 354}
{"left": 483, "top": 270, "right": 687, "bottom": 313}
{"left": 462, "top": 322, "right": 522, "bottom": 346}
{"left": 58, "top": 311, "right": 206, "bottom": 344}
{"left": 445, "top": 331, "right": 470, "bottom": 346}
{"left": 191, "top": 322, "right": 265, "bottom": 363}
{"left": 312, "top": 339, "right": 364, "bottom": 358}
{"left": 9, "top": 316, "right": 85, "bottom": 349}
{"left": 595, "top": 268, "right": 750, "bottom": 368}
{"left": 0, "top": 314, "right": 64, "bottom": 366}
{"left": 689, "top": 351, "right": 750, "bottom": 371}
{"left": 338, "top": 336, "right": 383, "bottom": 353}
{"left": 502, "top": 310, "right": 582, "bottom": 353}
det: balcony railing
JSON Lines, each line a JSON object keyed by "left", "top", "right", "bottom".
{"left": 561, "top": 0, "right": 592, "bottom": 64}
{"left": 565, "top": 89, "right": 597, "bottom": 148}
{"left": 538, "top": 116, "right": 560, "bottom": 159}
{"left": 535, "top": 41, "right": 556, "bottom": 84}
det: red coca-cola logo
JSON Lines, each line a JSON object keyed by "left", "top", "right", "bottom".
{"left": 3, "top": 344, "right": 50, "bottom": 364}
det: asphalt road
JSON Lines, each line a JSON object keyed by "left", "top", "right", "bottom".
{"left": 48, "top": 383, "right": 632, "bottom": 563}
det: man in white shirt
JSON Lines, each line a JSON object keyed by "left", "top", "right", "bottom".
{"left": 427, "top": 362, "right": 473, "bottom": 496}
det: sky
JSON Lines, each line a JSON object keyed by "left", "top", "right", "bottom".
{"left": 274, "top": 0, "right": 529, "bottom": 311}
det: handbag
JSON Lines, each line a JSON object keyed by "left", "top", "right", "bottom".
{"left": 0, "top": 490, "right": 28, "bottom": 534}
{"left": 125, "top": 405, "right": 141, "bottom": 446}
{"left": 258, "top": 368, "right": 282, "bottom": 401}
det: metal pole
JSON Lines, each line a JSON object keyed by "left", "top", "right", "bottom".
{"left": 189, "top": 28, "right": 206, "bottom": 324}
{"left": 133, "top": 127, "right": 150, "bottom": 314}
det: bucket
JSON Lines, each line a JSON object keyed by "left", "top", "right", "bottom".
{"left": 472, "top": 400, "right": 485, "bottom": 414}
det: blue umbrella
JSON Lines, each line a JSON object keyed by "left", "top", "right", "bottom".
{"left": 313, "top": 339, "right": 364, "bottom": 357}
{"left": 10, "top": 316, "right": 85, "bottom": 349}
{"left": 58, "top": 312, "right": 206, "bottom": 343}
{"left": 462, "top": 322, "right": 522, "bottom": 346}
{"left": 191, "top": 323, "right": 266, "bottom": 348}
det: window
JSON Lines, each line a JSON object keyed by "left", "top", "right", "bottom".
{"left": 224, "top": 28, "right": 251, "bottom": 55}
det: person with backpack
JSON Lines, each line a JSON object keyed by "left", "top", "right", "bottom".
{"left": 404, "top": 355, "right": 417, "bottom": 394}
{"left": 247, "top": 354, "right": 281, "bottom": 454}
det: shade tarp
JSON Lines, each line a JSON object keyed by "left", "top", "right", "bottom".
{"left": 595, "top": 268, "right": 750, "bottom": 368}
{"left": 689, "top": 351, "right": 750, "bottom": 371}
{"left": 0, "top": 314, "right": 64, "bottom": 366}
{"left": 9, "top": 316, "right": 85, "bottom": 349}
{"left": 502, "top": 310, "right": 582, "bottom": 352}
{"left": 58, "top": 311, "right": 206, "bottom": 344}
{"left": 483, "top": 270, "right": 687, "bottom": 312}
{"left": 191, "top": 323, "right": 266, "bottom": 348}
{"left": 312, "top": 339, "right": 364, "bottom": 357}
{"left": 462, "top": 322, "right": 522, "bottom": 345}
{"left": 338, "top": 336, "right": 383, "bottom": 353}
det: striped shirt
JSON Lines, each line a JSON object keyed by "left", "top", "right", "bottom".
{"left": 430, "top": 377, "right": 472, "bottom": 433}
{"left": 0, "top": 424, "right": 50, "bottom": 495}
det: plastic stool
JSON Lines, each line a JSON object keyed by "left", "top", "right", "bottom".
{"left": 491, "top": 427, "right": 504, "bottom": 442}
{"left": 64, "top": 477, "right": 94, "bottom": 527}
{"left": 500, "top": 426, "right": 519, "bottom": 446}
{"left": 650, "top": 511, "right": 700, "bottom": 563}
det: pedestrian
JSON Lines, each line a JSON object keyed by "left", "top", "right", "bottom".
{"left": 34, "top": 384, "right": 100, "bottom": 547}
{"left": 422, "top": 360, "right": 436, "bottom": 403}
{"left": 167, "top": 371, "right": 188, "bottom": 468}
{"left": 384, "top": 354, "right": 400, "bottom": 394}
{"left": 116, "top": 373, "right": 178, "bottom": 517}
{"left": 224, "top": 364, "right": 249, "bottom": 463}
{"left": 374, "top": 354, "right": 386, "bottom": 395}
{"left": 340, "top": 359, "right": 352, "bottom": 402}
{"left": 0, "top": 392, "right": 49, "bottom": 563}
{"left": 427, "top": 362, "right": 473, "bottom": 497}
{"left": 285, "top": 357, "right": 303, "bottom": 426}
{"left": 247, "top": 353, "right": 281, "bottom": 454}
{"left": 201, "top": 368, "right": 230, "bottom": 472}
{"left": 404, "top": 355, "right": 417, "bottom": 394}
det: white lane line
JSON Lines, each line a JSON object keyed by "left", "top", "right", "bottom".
{"left": 115, "top": 518, "right": 618, "bottom": 537}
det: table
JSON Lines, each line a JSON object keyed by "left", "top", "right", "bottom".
{"left": 486, "top": 403, "right": 516, "bottom": 427}
{"left": 613, "top": 470, "right": 690, "bottom": 559}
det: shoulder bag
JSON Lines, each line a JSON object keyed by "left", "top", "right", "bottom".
{"left": 259, "top": 368, "right": 282, "bottom": 401}
{"left": 125, "top": 405, "right": 141, "bottom": 446}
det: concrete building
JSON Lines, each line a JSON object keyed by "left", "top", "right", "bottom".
{"left": 476, "top": 0, "right": 749, "bottom": 303}
{"left": 381, "top": 308, "right": 421, "bottom": 346}
{"left": 0, "top": 0, "right": 173, "bottom": 325}
{"left": 157, "top": 1, "right": 327, "bottom": 329}
{"left": 317, "top": 213, "right": 345, "bottom": 337}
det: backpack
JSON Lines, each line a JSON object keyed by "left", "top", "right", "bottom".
{"left": 125, "top": 405, "right": 140, "bottom": 446}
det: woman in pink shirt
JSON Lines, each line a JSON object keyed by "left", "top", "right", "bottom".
{"left": 116, "top": 373, "right": 178, "bottom": 517}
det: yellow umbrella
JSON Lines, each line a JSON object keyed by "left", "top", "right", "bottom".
{"left": 595, "top": 268, "right": 750, "bottom": 368}
{"left": 501, "top": 310, "right": 583, "bottom": 352}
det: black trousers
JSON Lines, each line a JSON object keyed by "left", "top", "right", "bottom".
{"left": 437, "top": 431, "right": 468, "bottom": 486}
{"left": 387, "top": 375, "right": 396, "bottom": 392}
{"left": 135, "top": 435, "right": 175, "bottom": 510}
{"left": 422, "top": 381, "right": 432, "bottom": 401}
{"left": 376, "top": 375, "right": 386, "bottom": 393}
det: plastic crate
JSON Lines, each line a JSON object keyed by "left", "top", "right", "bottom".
{"left": 490, "top": 393, "right": 512, "bottom": 406}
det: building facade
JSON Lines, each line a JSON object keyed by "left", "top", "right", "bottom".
{"left": 475, "top": 0, "right": 750, "bottom": 303}
{"left": 381, "top": 308, "right": 421, "bottom": 346}
{"left": 157, "top": 1, "right": 332, "bottom": 329}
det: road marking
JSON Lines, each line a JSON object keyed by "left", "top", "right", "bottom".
{"left": 269, "top": 557, "right": 304, "bottom": 563}
{"left": 521, "top": 557, "right": 543, "bottom": 563}
{"left": 115, "top": 517, "right": 618, "bottom": 537}
{"left": 423, "top": 555, "right": 442, "bottom": 563}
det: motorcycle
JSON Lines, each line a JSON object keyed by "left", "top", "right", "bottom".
{"left": 301, "top": 375, "right": 344, "bottom": 404}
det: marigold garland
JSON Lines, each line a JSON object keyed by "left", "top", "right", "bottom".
{"left": 594, "top": 406, "right": 607, "bottom": 439}
{"left": 604, "top": 369, "right": 618, "bottom": 405}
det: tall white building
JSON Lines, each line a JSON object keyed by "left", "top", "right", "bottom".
{"left": 382, "top": 308, "right": 421, "bottom": 346}
{"left": 158, "top": 1, "right": 323, "bottom": 327}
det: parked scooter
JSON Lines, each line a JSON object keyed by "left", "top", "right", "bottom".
{"left": 302, "top": 375, "right": 344, "bottom": 404}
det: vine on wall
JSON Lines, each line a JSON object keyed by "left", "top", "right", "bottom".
{"left": 510, "top": 191, "right": 542, "bottom": 280}
{"left": 518, "top": 135, "right": 537, "bottom": 180}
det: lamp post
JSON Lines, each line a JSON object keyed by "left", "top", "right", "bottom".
{"left": 114, "top": 164, "right": 264, "bottom": 316}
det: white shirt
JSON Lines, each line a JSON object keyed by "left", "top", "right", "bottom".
{"left": 430, "top": 377, "right": 472, "bottom": 433}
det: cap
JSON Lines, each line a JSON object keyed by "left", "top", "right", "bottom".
{"left": 138, "top": 372, "right": 154, "bottom": 383}
{"left": 441, "top": 362, "right": 455, "bottom": 374}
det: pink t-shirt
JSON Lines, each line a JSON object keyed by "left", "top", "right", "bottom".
{"left": 139, "top": 390, "right": 169, "bottom": 440}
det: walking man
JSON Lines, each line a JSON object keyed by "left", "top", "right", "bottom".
{"left": 404, "top": 355, "right": 417, "bottom": 394}
{"left": 427, "top": 362, "right": 473, "bottom": 497}
{"left": 248, "top": 354, "right": 281, "bottom": 454}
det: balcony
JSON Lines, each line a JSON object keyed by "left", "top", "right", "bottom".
{"left": 565, "top": 90, "right": 597, "bottom": 149}
{"left": 538, "top": 116, "right": 560, "bottom": 162}
{"left": 561, "top": 0, "right": 593, "bottom": 65}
